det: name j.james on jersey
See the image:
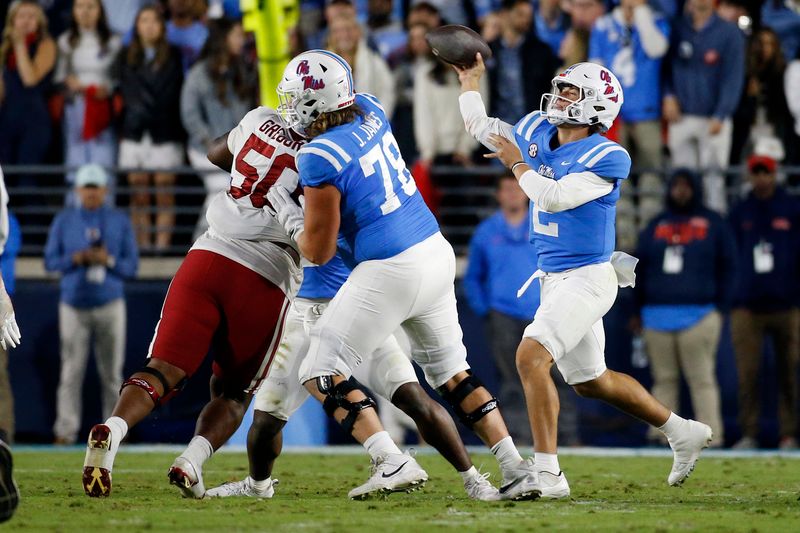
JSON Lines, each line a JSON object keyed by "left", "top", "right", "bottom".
{"left": 351, "top": 111, "right": 384, "bottom": 147}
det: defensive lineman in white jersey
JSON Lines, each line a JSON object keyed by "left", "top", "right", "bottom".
{"left": 456, "top": 54, "right": 713, "bottom": 498}
{"left": 82, "top": 107, "right": 304, "bottom": 498}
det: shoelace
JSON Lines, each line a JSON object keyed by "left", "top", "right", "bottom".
{"left": 369, "top": 456, "right": 386, "bottom": 477}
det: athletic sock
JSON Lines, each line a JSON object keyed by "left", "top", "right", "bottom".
{"left": 534, "top": 452, "right": 560, "bottom": 474}
{"left": 97, "top": 416, "right": 128, "bottom": 471}
{"left": 180, "top": 435, "right": 214, "bottom": 470}
{"left": 491, "top": 436, "right": 524, "bottom": 475}
{"left": 458, "top": 466, "right": 478, "bottom": 483}
{"left": 658, "top": 412, "right": 687, "bottom": 441}
{"left": 363, "top": 431, "right": 403, "bottom": 461}
{"left": 249, "top": 476, "right": 273, "bottom": 492}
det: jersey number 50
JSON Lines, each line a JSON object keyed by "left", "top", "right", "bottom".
{"left": 231, "top": 134, "right": 297, "bottom": 208}
{"left": 359, "top": 132, "right": 417, "bottom": 215}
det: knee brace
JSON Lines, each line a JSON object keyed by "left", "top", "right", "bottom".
{"left": 437, "top": 371, "right": 498, "bottom": 428}
{"left": 120, "top": 366, "right": 187, "bottom": 407}
{"left": 317, "top": 376, "right": 377, "bottom": 434}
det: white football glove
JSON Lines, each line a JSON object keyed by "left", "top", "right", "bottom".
{"left": 266, "top": 185, "right": 305, "bottom": 241}
{"left": 0, "top": 289, "right": 20, "bottom": 350}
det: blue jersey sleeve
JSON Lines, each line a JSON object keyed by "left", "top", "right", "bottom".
{"left": 297, "top": 142, "right": 346, "bottom": 189}
{"left": 583, "top": 143, "right": 631, "bottom": 180}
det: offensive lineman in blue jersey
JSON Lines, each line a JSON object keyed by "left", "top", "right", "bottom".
{"left": 267, "top": 50, "right": 541, "bottom": 500}
{"left": 207, "top": 254, "right": 510, "bottom": 501}
{"left": 457, "top": 56, "right": 713, "bottom": 498}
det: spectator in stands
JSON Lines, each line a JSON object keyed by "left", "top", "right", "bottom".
{"left": 663, "top": 0, "right": 744, "bottom": 212}
{"left": 391, "top": 22, "right": 434, "bottom": 162}
{"left": 181, "top": 18, "right": 254, "bottom": 239}
{"left": 737, "top": 29, "right": 792, "bottom": 165}
{"left": 480, "top": 11, "right": 502, "bottom": 42}
{"left": 728, "top": 154, "right": 800, "bottom": 450}
{"left": 785, "top": 44, "right": 800, "bottom": 182}
{"left": 486, "top": 0, "right": 560, "bottom": 125}
{"left": 54, "top": 0, "right": 121, "bottom": 187}
{"left": 101, "top": 0, "right": 147, "bottom": 39}
{"left": 0, "top": 190, "right": 21, "bottom": 444}
{"left": 303, "top": 0, "right": 356, "bottom": 51}
{"left": 536, "top": 0, "right": 570, "bottom": 57}
{"left": 414, "top": 54, "right": 486, "bottom": 168}
{"left": 421, "top": 0, "right": 469, "bottom": 26}
{"left": 558, "top": 27, "right": 590, "bottom": 67}
{"left": 463, "top": 174, "right": 580, "bottom": 446}
{"left": 366, "top": 0, "right": 405, "bottom": 60}
{"left": 167, "top": 0, "right": 209, "bottom": 72}
{"left": 45, "top": 164, "right": 138, "bottom": 445}
{"left": 634, "top": 169, "right": 737, "bottom": 447}
{"left": 589, "top": 0, "right": 669, "bottom": 177}
{"left": 589, "top": 0, "right": 670, "bottom": 249}
{"left": 761, "top": 0, "right": 800, "bottom": 62}
{"left": 406, "top": 1, "right": 443, "bottom": 29}
{"left": 327, "top": 14, "right": 396, "bottom": 117}
{"left": 0, "top": 0, "right": 56, "bottom": 168}
{"left": 569, "top": 0, "right": 605, "bottom": 31}
{"left": 118, "top": 5, "right": 184, "bottom": 253}
{"left": 716, "top": 0, "right": 749, "bottom": 26}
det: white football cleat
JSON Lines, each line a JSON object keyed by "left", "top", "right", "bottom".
{"left": 667, "top": 419, "right": 713, "bottom": 486}
{"left": 348, "top": 453, "right": 428, "bottom": 500}
{"left": 537, "top": 470, "right": 570, "bottom": 499}
{"left": 499, "top": 458, "right": 541, "bottom": 501}
{"left": 206, "top": 476, "right": 277, "bottom": 499}
{"left": 168, "top": 457, "right": 206, "bottom": 499}
{"left": 463, "top": 470, "right": 500, "bottom": 501}
{"left": 83, "top": 424, "right": 116, "bottom": 497}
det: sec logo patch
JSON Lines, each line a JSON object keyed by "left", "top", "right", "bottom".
{"left": 528, "top": 143, "right": 538, "bottom": 158}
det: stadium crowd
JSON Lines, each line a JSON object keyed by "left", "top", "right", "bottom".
{"left": 0, "top": 0, "right": 799, "bottom": 450}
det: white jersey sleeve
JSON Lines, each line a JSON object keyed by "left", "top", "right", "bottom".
{"left": 458, "top": 91, "right": 516, "bottom": 151}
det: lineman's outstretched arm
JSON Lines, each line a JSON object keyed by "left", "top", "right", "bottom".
{"left": 454, "top": 53, "right": 515, "bottom": 150}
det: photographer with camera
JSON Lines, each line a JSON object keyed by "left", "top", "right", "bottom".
{"left": 44, "top": 164, "right": 138, "bottom": 445}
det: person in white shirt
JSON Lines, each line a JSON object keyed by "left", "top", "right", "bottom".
{"left": 54, "top": 0, "right": 121, "bottom": 189}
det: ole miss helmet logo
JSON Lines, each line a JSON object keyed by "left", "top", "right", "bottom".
{"left": 296, "top": 60, "right": 325, "bottom": 90}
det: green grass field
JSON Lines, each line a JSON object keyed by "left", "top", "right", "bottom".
{"left": 8, "top": 449, "right": 800, "bottom": 531}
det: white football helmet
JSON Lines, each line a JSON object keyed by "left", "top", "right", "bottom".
{"left": 540, "top": 62, "right": 623, "bottom": 132}
{"left": 276, "top": 50, "right": 356, "bottom": 129}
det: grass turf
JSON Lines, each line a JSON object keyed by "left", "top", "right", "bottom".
{"left": 8, "top": 450, "right": 800, "bottom": 531}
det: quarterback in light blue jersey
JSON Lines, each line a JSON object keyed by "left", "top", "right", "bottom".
{"left": 457, "top": 55, "right": 713, "bottom": 498}
{"left": 267, "top": 50, "right": 541, "bottom": 501}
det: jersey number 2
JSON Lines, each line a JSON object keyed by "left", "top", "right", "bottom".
{"left": 231, "top": 133, "right": 297, "bottom": 208}
{"left": 532, "top": 204, "right": 559, "bottom": 237}
{"left": 359, "top": 132, "right": 417, "bottom": 215}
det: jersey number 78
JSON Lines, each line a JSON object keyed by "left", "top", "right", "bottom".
{"left": 358, "top": 132, "right": 417, "bottom": 215}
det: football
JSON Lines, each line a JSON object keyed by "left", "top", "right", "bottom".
{"left": 425, "top": 24, "right": 492, "bottom": 69}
